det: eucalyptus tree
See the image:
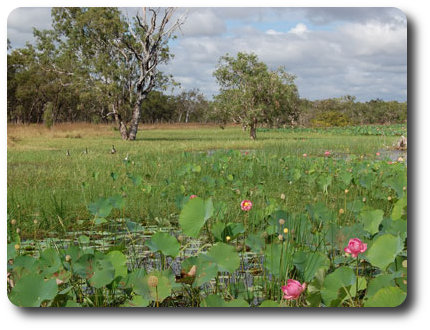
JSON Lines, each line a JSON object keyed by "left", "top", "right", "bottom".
{"left": 35, "top": 7, "right": 184, "bottom": 140}
{"left": 213, "top": 52, "right": 299, "bottom": 139}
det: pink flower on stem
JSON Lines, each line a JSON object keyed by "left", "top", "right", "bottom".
{"left": 240, "top": 200, "right": 252, "bottom": 211}
{"left": 281, "top": 279, "right": 307, "bottom": 300}
{"left": 376, "top": 152, "right": 381, "bottom": 156}
{"left": 344, "top": 238, "right": 367, "bottom": 258}
{"left": 303, "top": 153, "right": 307, "bottom": 157}
{"left": 190, "top": 195, "right": 198, "bottom": 199}
{"left": 324, "top": 151, "right": 331, "bottom": 156}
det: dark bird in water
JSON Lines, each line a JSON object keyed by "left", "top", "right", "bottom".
{"left": 111, "top": 145, "right": 116, "bottom": 154}
{"left": 66, "top": 150, "right": 70, "bottom": 156}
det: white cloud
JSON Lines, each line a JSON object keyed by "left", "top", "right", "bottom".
{"left": 180, "top": 9, "right": 226, "bottom": 36}
{"left": 7, "top": 8, "right": 52, "bottom": 47}
{"left": 289, "top": 23, "right": 308, "bottom": 35}
{"left": 266, "top": 29, "right": 283, "bottom": 35}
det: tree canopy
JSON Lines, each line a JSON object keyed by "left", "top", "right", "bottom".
{"left": 213, "top": 52, "right": 300, "bottom": 139}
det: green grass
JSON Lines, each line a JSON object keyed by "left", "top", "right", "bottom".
{"left": 7, "top": 123, "right": 401, "bottom": 237}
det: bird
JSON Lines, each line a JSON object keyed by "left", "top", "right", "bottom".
{"left": 82, "top": 147, "right": 88, "bottom": 155}
{"left": 66, "top": 150, "right": 70, "bottom": 156}
{"left": 110, "top": 145, "right": 116, "bottom": 154}
{"left": 124, "top": 153, "right": 129, "bottom": 162}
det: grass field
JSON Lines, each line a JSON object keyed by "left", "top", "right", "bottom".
{"left": 7, "top": 123, "right": 407, "bottom": 307}
{"left": 8, "top": 123, "right": 401, "bottom": 237}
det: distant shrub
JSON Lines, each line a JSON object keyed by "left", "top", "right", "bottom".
{"left": 311, "top": 110, "right": 350, "bottom": 127}
{"left": 91, "top": 114, "right": 101, "bottom": 124}
{"left": 43, "top": 102, "right": 54, "bottom": 129}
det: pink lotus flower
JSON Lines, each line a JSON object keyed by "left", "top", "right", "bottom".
{"left": 344, "top": 238, "right": 367, "bottom": 258}
{"left": 282, "top": 279, "right": 307, "bottom": 300}
{"left": 324, "top": 151, "right": 331, "bottom": 156}
{"left": 190, "top": 195, "right": 198, "bottom": 199}
{"left": 303, "top": 153, "right": 307, "bottom": 157}
{"left": 376, "top": 152, "right": 381, "bottom": 156}
{"left": 240, "top": 200, "right": 252, "bottom": 211}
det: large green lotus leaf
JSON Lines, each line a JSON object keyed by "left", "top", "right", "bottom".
{"left": 72, "top": 254, "right": 95, "bottom": 279}
{"left": 359, "top": 209, "right": 384, "bottom": 235}
{"left": 358, "top": 173, "right": 373, "bottom": 189}
{"left": 223, "top": 222, "right": 245, "bottom": 239}
{"left": 204, "top": 198, "right": 214, "bottom": 221}
{"left": 306, "top": 202, "right": 334, "bottom": 224}
{"left": 211, "top": 221, "right": 226, "bottom": 242}
{"left": 259, "top": 300, "right": 282, "bottom": 307}
{"left": 193, "top": 254, "right": 218, "bottom": 287}
{"left": 366, "top": 274, "right": 396, "bottom": 297}
{"left": 224, "top": 299, "right": 249, "bottom": 307}
{"left": 364, "top": 286, "right": 406, "bottom": 307}
{"left": 9, "top": 274, "right": 58, "bottom": 307}
{"left": 293, "top": 251, "right": 330, "bottom": 282}
{"left": 145, "top": 232, "right": 180, "bottom": 257}
{"left": 120, "top": 268, "right": 146, "bottom": 289}
{"left": 246, "top": 233, "right": 265, "bottom": 254}
{"left": 179, "top": 197, "right": 213, "bottom": 238}
{"left": 200, "top": 294, "right": 224, "bottom": 307}
{"left": 321, "top": 266, "right": 356, "bottom": 306}
{"left": 73, "top": 253, "right": 115, "bottom": 288}
{"left": 383, "top": 173, "right": 407, "bottom": 198}
{"left": 106, "top": 251, "right": 128, "bottom": 279}
{"left": 263, "top": 243, "right": 283, "bottom": 277}
{"left": 7, "top": 243, "right": 17, "bottom": 260}
{"left": 65, "top": 245, "right": 88, "bottom": 264}
{"left": 366, "top": 234, "right": 403, "bottom": 271}
{"left": 65, "top": 300, "right": 81, "bottom": 307}
{"left": 380, "top": 218, "right": 407, "bottom": 241}
{"left": 338, "top": 171, "right": 352, "bottom": 187}
{"left": 125, "top": 220, "right": 145, "bottom": 232}
{"left": 120, "top": 295, "right": 150, "bottom": 307}
{"left": 200, "top": 295, "right": 248, "bottom": 307}
{"left": 108, "top": 194, "right": 125, "bottom": 209}
{"left": 12, "top": 255, "right": 37, "bottom": 272}
{"left": 391, "top": 195, "right": 407, "bottom": 221}
{"left": 268, "top": 210, "right": 288, "bottom": 226}
{"left": 317, "top": 174, "right": 332, "bottom": 194}
{"left": 88, "top": 197, "right": 112, "bottom": 218}
{"left": 89, "top": 253, "right": 116, "bottom": 288}
{"left": 347, "top": 276, "right": 367, "bottom": 298}
{"left": 38, "top": 248, "right": 62, "bottom": 276}
{"left": 347, "top": 199, "right": 365, "bottom": 214}
{"left": 133, "top": 269, "right": 174, "bottom": 303}
{"left": 206, "top": 242, "right": 240, "bottom": 273}
{"left": 78, "top": 235, "right": 90, "bottom": 245}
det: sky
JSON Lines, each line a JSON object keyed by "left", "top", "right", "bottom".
{"left": 7, "top": 7, "right": 407, "bottom": 102}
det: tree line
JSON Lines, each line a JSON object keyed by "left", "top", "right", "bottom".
{"left": 7, "top": 7, "right": 407, "bottom": 140}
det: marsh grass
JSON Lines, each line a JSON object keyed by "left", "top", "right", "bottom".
{"left": 8, "top": 123, "right": 399, "bottom": 238}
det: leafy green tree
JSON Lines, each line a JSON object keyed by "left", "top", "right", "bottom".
{"left": 311, "top": 110, "right": 350, "bottom": 127}
{"left": 34, "top": 7, "right": 184, "bottom": 140}
{"left": 213, "top": 52, "right": 299, "bottom": 139}
{"left": 43, "top": 102, "right": 54, "bottom": 128}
